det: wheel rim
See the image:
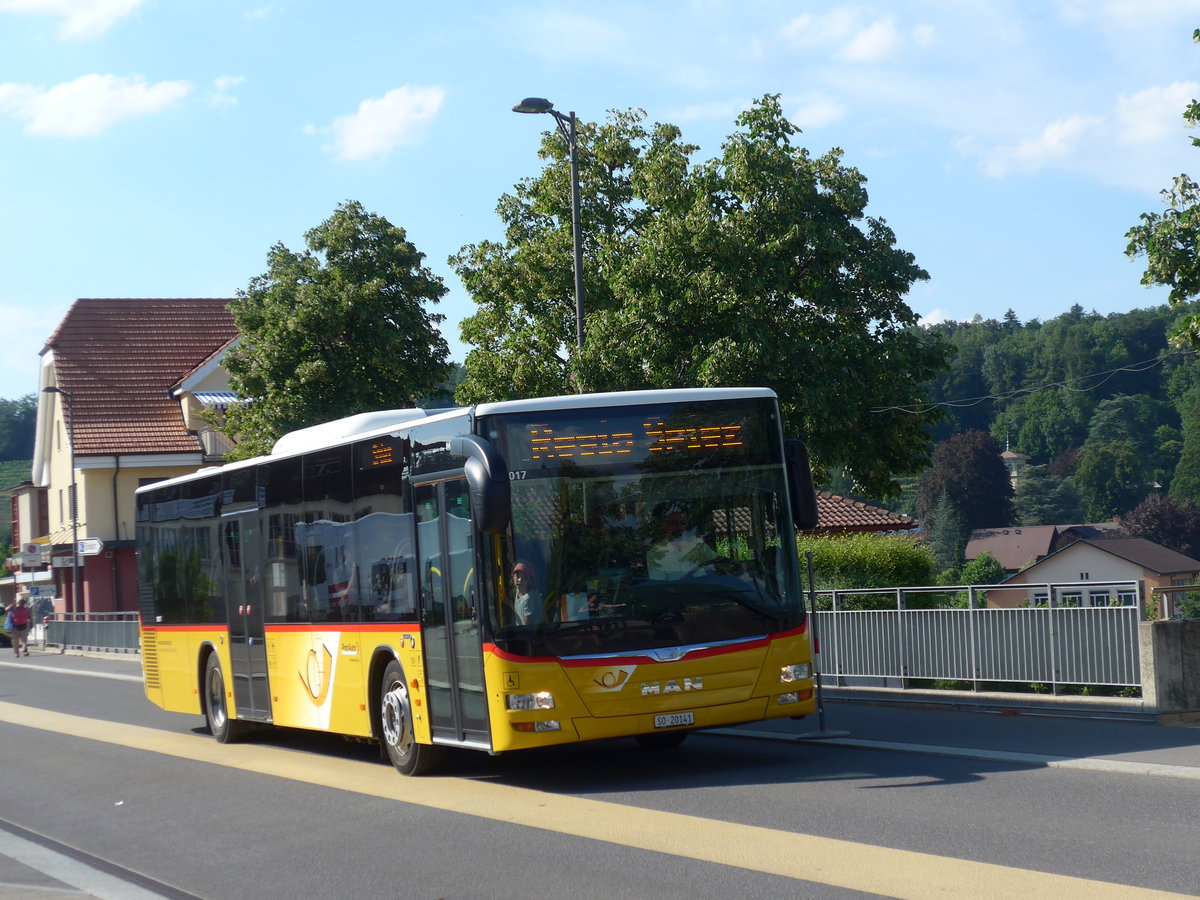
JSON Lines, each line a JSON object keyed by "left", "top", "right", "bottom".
{"left": 382, "top": 677, "right": 413, "bottom": 756}
{"left": 208, "top": 665, "right": 227, "bottom": 732}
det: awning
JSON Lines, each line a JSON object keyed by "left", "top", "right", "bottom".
{"left": 194, "top": 391, "right": 240, "bottom": 409}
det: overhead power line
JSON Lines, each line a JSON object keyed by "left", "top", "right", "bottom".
{"left": 871, "top": 348, "right": 1200, "bottom": 414}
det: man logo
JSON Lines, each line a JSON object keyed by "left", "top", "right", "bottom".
{"left": 641, "top": 678, "right": 703, "bottom": 696}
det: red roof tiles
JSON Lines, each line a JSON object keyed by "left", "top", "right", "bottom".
{"left": 43, "top": 298, "right": 238, "bottom": 456}
{"left": 806, "top": 491, "right": 917, "bottom": 534}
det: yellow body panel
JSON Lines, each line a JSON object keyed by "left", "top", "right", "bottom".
{"left": 486, "top": 629, "right": 815, "bottom": 753}
{"left": 143, "top": 623, "right": 812, "bottom": 756}
{"left": 141, "top": 624, "right": 430, "bottom": 744}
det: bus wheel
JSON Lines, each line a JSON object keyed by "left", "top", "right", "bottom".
{"left": 635, "top": 730, "right": 689, "bottom": 750}
{"left": 204, "top": 654, "right": 243, "bottom": 743}
{"left": 380, "top": 660, "right": 441, "bottom": 776}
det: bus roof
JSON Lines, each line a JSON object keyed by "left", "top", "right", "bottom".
{"left": 473, "top": 387, "right": 777, "bottom": 417}
{"left": 135, "top": 387, "right": 779, "bottom": 494}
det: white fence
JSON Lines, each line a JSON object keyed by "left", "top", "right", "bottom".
{"left": 810, "top": 581, "right": 1146, "bottom": 691}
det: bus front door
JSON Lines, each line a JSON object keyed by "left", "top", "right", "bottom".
{"left": 414, "top": 478, "right": 489, "bottom": 748}
{"left": 222, "top": 514, "right": 271, "bottom": 722}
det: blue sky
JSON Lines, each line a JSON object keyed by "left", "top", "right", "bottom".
{"left": 2, "top": 1, "right": 1200, "bottom": 400}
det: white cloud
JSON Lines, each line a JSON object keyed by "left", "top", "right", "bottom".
{"left": 981, "top": 114, "right": 1104, "bottom": 178}
{"left": 210, "top": 75, "right": 244, "bottom": 108}
{"left": 782, "top": 10, "right": 930, "bottom": 62}
{"left": 323, "top": 86, "right": 446, "bottom": 161}
{"left": 0, "top": 74, "right": 192, "bottom": 137}
{"left": 972, "top": 79, "right": 1200, "bottom": 187}
{"left": 919, "top": 308, "right": 950, "bottom": 327}
{"left": 1114, "top": 81, "right": 1200, "bottom": 145}
{"left": 671, "top": 98, "right": 749, "bottom": 122}
{"left": 842, "top": 17, "right": 900, "bottom": 62}
{"left": 0, "top": 0, "right": 146, "bottom": 39}
{"left": 782, "top": 10, "right": 859, "bottom": 46}
{"left": 788, "top": 93, "right": 846, "bottom": 130}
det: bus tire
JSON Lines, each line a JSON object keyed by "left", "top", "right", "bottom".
{"left": 635, "top": 730, "right": 689, "bottom": 749}
{"left": 380, "top": 660, "right": 441, "bottom": 776}
{"left": 204, "top": 653, "right": 244, "bottom": 743}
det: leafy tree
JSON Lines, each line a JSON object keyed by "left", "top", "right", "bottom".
{"left": 1073, "top": 440, "right": 1148, "bottom": 520}
{"left": 961, "top": 551, "right": 1007, "bottom": 586}
{"left": 990, "top": 389, "right": 1092, "bottom": 464}
{"left": 1126, "top": 29, "right": 1200, "bottom": 347}
{"left": 1014, "top": 464, "right": 1085, "bottom": 525}
{"left": 0, "top": 395, "right": 36, "bottom": 462}
{"left": 1171, "top": 388, "right": 1200, "bottom": 500}
{"left": 917, "top": 431, "right": 1015, "bottom": 530}
{"left": 1084, "top": 394, "right": 1173, "bottom": 453}
{"left": 1123, "top": 494, "right": 1200, "bottom": 558}
{"left": 453, "top": 95, "right": 950, "bottom": 498}
{"left": 224, "top": 201, "right": 450, "bottom": 457}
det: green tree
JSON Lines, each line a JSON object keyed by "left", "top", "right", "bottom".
{"left": 1172, "top": 388, "right": 1200, "bottom": 500}
{"left": 1126, "top": 29, "right": 1200, "bottom": 347}
{"left": 917, "top": 431, "right": 1015, "bottom": 531}
{"left": 224, "top": 201, "right": 450, "bottom": 457}
{"left": 960, "top": 550, "right": 1006, "bottom": 585}
{"left": 453, "top": 96, "right": 950, "bottom": 498}
{"left": 1014, "top": 464, "right": 1085, "bottom": 525}
{"left": 0, "top": 395, "right": 36, "bottom": 462}
{"left": 1073, "top": 440, "right": 1148, "bottom": 519}
{"left": 929, "top": 491, "right": 967, "bottom": 573}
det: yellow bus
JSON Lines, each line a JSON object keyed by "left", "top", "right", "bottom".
{"left": 136, "top": 388, "right": 819, "bottom": 775}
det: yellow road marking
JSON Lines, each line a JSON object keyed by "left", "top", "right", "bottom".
{"left": 0, "top": 701, "right": 1189, "bottom": 900}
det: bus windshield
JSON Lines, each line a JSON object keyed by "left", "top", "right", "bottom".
{"left": 482, "top": 397, "right": 804, "bottom": 657}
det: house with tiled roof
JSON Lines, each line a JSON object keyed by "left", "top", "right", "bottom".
{"left": 29, "top": 298, "right": 238, "bottom": 613}
{"left": 966, "top": 520, "right": 1128, "bottom": 576}
{"left": 990, "top": 537, "right": 1200, "bottom": 615}
{"left": 965, "top": 525, "right": 1062, "bottom": 574}
{"left": 805, "top": 492, "right": 917, "bottom": 534}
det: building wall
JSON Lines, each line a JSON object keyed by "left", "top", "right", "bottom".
{"left": 991, "top": 544, "right": 1147, "bottom": 609}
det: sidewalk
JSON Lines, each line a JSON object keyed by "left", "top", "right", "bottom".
{"left": 722, "top": 691, "right": 1200, "bottom": 779}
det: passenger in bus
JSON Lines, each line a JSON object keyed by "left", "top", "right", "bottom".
{"left": 512, "top": 561, "right": 545, "bottom": 625}
{"left": 646, "top": 502, "right": 717, "bottom": 580}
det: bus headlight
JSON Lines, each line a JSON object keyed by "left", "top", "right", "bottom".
{"left": 779, "top": 663, "right": 811, "bottom": 683}
{"left": 506, "top": 692, "right": 556, "bottom": 711}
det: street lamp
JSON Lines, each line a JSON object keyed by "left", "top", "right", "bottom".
{"left": 42, "top": 386, "right": 80, "bottom": 614}
{"left": 513, "top": 97, "right": 585, "bottom": 351}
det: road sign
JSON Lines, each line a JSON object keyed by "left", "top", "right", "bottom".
{"left": 77, "top": 538, "right": 104, "bottom": 556}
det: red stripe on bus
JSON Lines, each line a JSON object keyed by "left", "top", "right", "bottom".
{"left": 264, "top": 622, "right": 421, "bottom": 633}
{"left": 485, "top": 621, "right": 808, "bottom": 666}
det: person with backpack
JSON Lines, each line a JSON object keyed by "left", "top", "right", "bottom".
{"left": 6, "top": 595, "right": 31, "bottom": 657}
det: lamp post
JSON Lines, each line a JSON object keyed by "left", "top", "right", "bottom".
{"left": 42, "top": 386, "right": 80, "bottom": 614}
{"left": 512, "top": 97, "right": 585, "bottom": 351}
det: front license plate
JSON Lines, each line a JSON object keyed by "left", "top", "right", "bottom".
{"left": 654, "top": 712, "right": 694, "bottom": 729}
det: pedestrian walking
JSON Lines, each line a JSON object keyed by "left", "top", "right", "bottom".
{"left": 6, "top": 595, "right": 31, "bottom": 657}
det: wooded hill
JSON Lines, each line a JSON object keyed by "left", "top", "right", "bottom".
{"left": 850, "top": 301, "right": 1200, "bottom": 524}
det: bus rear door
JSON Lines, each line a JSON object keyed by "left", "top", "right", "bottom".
{"left": 222, "top": 514, "right": 272, "bottom": 722}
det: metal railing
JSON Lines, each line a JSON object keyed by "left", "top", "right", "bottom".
{"left": 811, "top": 581, "right": 1144, "bottom": 692}
{"left": 42, "top": 612, "right": 141, "bottom": 653}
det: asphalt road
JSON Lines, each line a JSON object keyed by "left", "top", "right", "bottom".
{"left": 1, "top": 649, "right": 1199, "bottom": 899}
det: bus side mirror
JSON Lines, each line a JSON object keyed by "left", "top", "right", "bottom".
{"left": 784, "top": 440, "right": 819, "bottom": 530}
{"left": 451, "top": 434, "right": 512, "bottom": 534}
